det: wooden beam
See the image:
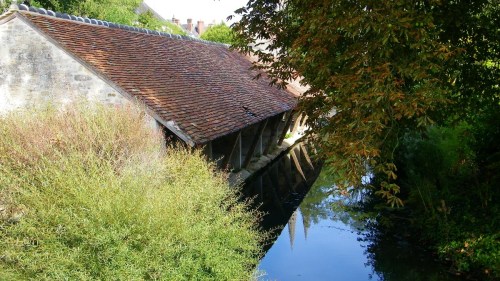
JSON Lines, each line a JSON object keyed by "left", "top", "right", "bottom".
{"left": 266, "top": 173, "right": 287, "bottom": 216}
{"left": 222, "top": 132, "right": 241, "bottom": 169}
{"left": 279, "top": 161, "right": 295, "bottom": 192}
{"left": 300, "top": 144, "right": 314, "bottom": 170}
{"left": 291, "top": 113, "right": 303, "bottom": 135}
{"left": 300, "top": 115, "right": 308, "bottom": 127}
{"left": 278, "top": 111, "right": 295, "bottom": 145}
{"left": 284, "top": 154, "right": 293, "bottom": 188}
{"left": 290, "top": 148, "right": 307, "bottom": 183}
{"left": 242, "top": 119, "right": 268, "bottom": 169}
{"left": 263, "top": 113, "right": 285, "bottom": 155}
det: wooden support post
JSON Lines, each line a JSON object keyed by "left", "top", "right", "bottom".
{"left": 278, "top": 111, "right": 295, "bottom": 146}
{"left": 263, "top": 112, "right": 285, "bottom": 155}
{"left": 290, "top": 148, "right": 307, "bottom": 183}
{"left": 256, "top": 176, "right": 264, "bottom": 202}
{"left": 242, "top": 119, "right": 268, "bottom": 169}
{"left": 266, "top": 173, "right": 286, "bottom": 215}
{"left": 284, "top": 154, "right": 293, "bottom": 188}
{"left": 203, "top": 141, "right": 213, "bottom": 160}
{"left": 256, "top": 131, "right": 263, "bottom": 156}
{"left": 300, "top": 115, "right": 308, "bottom": 127}
{"left": 291, "top": 113, "right": 303, "bottom": 135}
{"left": 300, "top": 144, "right": 314, "bottom": 170}
{"left": 280, "top": 161, "right": 294, "bottom": 192}
{"left": 266, "top": 173, "right": 284, "bottom": 205}
{"left": 222, "top": 132, "right": 241, "bottom": 169}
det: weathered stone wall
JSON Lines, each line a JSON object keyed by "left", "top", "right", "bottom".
{"left": 0, "top": 16, "right": 129, "bottom": 113}
{"left": 0, "top": 15, "right": 163, "bottom": 132}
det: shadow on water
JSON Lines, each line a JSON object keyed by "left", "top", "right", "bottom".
{"left": 242, "top": 143, "right": 464, "bottom": 281}
{"left": 241, "top": 143, "right": 322, "bottom": 253}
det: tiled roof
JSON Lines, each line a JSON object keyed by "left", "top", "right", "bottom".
{"left": 9, "top": 5, "right": 297, "bottom": 145}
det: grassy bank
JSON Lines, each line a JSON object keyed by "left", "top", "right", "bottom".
{"left": 0, "top": 104, "right": 262, "bottom": 280}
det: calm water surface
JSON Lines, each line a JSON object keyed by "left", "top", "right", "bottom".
{"left": 243, "top": 144, "right": 463, "bottom": 281}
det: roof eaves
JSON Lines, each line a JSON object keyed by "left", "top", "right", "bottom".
{"left": 202, "top": 109, "right": 294, "bottom": 144}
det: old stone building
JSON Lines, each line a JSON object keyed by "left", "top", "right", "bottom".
{"left": 0, "top": 4, "right": 303, "bottom": 178}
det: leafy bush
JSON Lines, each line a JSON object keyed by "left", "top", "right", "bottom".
{"left": 27, "top": 0, "right": 186, "bottom": 35}
{"left": 439, "top": 234, "right": 500, "bottom": 276}
{"left": 200, "top": 23, "right": 234, "bottom": 44}
{"left": 137, "top": 11, "right": 186, "bottom": 35}
{"left": 394, "top": 120, "right": 499, "bottom": 279}
{"left": 0, "top": 103, "right": 262, "bottom": 280}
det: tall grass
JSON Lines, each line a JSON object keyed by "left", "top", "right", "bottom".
{"left": 0, "top": 103, "right": 263, "bottom": 280}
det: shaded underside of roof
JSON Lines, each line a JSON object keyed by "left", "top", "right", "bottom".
{"left": 15, "top": 11, "right": 297, "bottom": 144}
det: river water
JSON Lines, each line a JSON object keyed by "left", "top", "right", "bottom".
{"left": 242, "top": 144, "right": 463, "bottom": 281}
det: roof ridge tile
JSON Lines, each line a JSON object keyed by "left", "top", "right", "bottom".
{"left": 11, "top": 3, "right": 225, "bottom": 47}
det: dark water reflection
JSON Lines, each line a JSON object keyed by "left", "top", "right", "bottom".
{"left": 242, "top": 144, "right": 463, "bottom": 281}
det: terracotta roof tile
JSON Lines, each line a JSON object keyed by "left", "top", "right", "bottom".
{"left": 15, "top": 9, "right": 297, "bottom": 145}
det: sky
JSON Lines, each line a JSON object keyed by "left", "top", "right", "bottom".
{"left": 145, "top": 0, "right": 248, "bottom": 25}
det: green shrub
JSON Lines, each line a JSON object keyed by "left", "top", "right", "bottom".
{"left": 394, "top": 122, "right": 499, "bottom": 279}
{"left": 200, "top": 23, "right": 234, "bottom": 45}
{"left": 0, "top": 103, "right": 262, "bottom": 280}
{"left": 439, "top": 234, "right": 500, "bottom": 276}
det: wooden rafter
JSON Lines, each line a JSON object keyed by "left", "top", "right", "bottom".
{"left": 263, "top": 112, "right": 285, "bottom": 155}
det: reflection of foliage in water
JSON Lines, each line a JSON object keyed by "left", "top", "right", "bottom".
{"left": 363, "top": 232, "right": 459, "bottom": 281}
{"left": 361, "top": 217, "right": 462, "bottom": 281}
{"left": 300, "top": 171, "right": 377, "bottom": 234}
{"left": 300, "top": 170, "right": 460, "bottom": 281}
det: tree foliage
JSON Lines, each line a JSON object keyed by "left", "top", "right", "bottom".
{"left": 201, "top": 22, "right": 234, "bottom": 44}
{"left": 232, "top": 0, "right": 499, "bottom": 205}
{"left": 13, "top": 0, "right": 186, "bottom": 34}
{"left": 233, "top": 1, "right": 499, "bottom": 277}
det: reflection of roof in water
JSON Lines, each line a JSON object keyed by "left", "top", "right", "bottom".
{"left": 288, "top": 210, "right": 298, "bottom": 250}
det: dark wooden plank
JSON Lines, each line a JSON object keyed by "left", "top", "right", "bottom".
{"left": 266, "top": 173, "right": 287, "bottom": 216}
{"left": 242, "top": 119, "right": 268, "bottom": 169}
{"left": 290, "top": 148, "right": 307, "bottom": 183}
{"left": 263, "top": 112, "right": 285, "bottom": 155}
{"left": 291, "top": 113, "right": 303, "bottom": 135}
{"left": 222, "top": 131, "right": 241, "bottom": 169}
{"left": 277, "top": 111, "right": 295, "bottom": 145}
{"left": 279, "top": 160, "right": 295, "bottom": 192}
{"left": 300, "top": 143, "right": 314, "bottom": 170}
